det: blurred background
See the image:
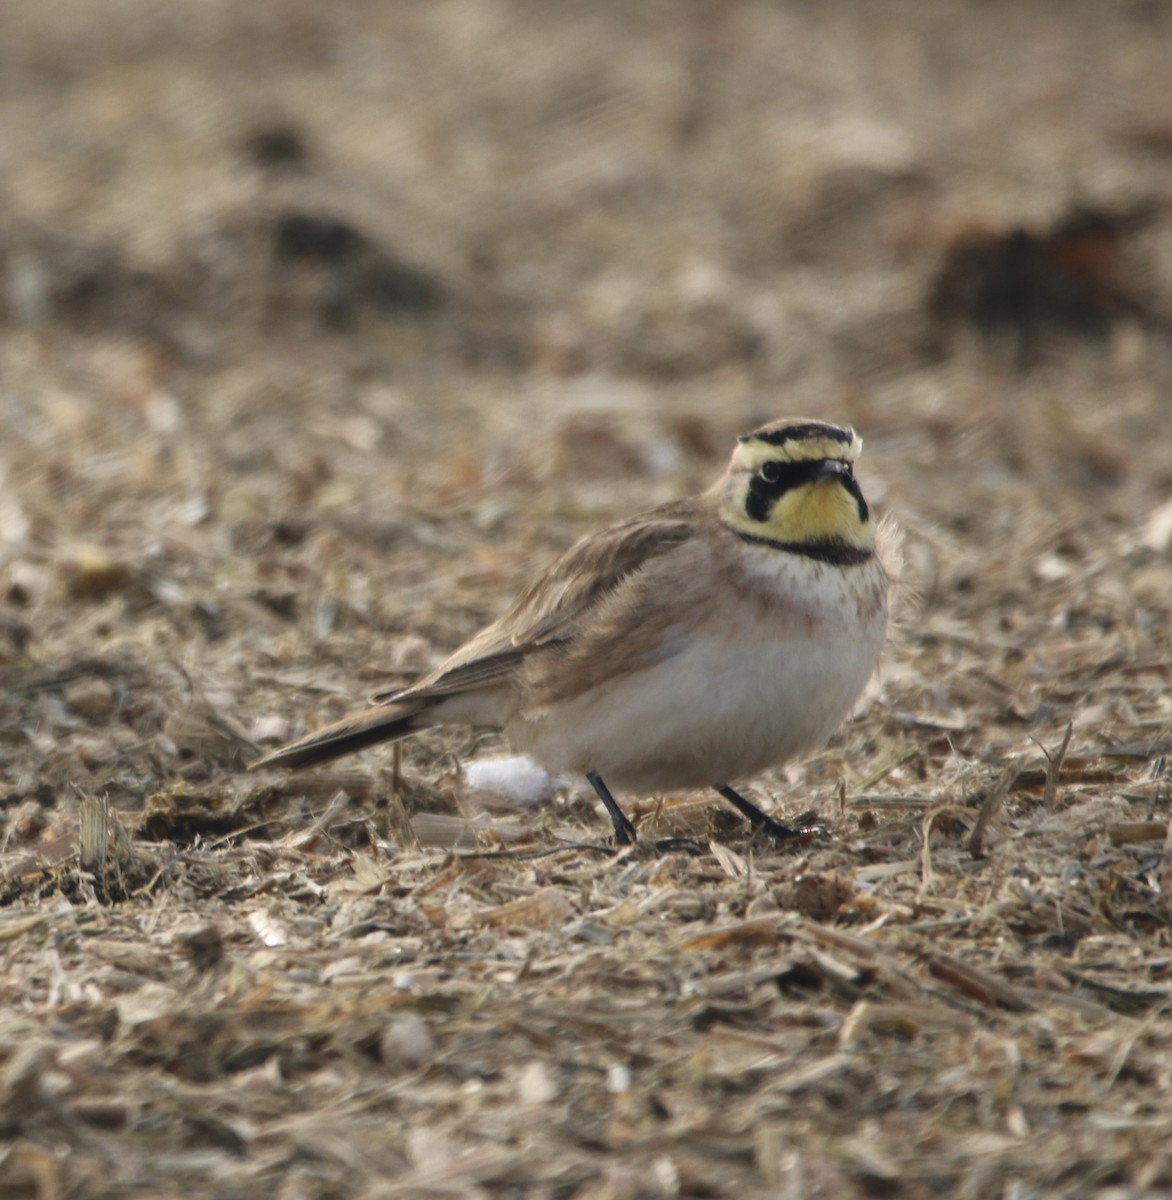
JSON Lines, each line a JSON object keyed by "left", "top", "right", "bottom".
{"left": 4, "top": 0, "right": 1172, "bottom": 819}
{"left": 3, "top": 4, "right": 1172, "bottom": 1197}
{"left": 3, "top": 0, "right": 1172, "bottom": 817}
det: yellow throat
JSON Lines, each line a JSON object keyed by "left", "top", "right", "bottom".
{"left": 717, "top": 419, "right": 875, "bottom": 564}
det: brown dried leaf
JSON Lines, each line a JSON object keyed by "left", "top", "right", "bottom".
{"left": 480, "top": 886, "right": 574, "bottom": 930}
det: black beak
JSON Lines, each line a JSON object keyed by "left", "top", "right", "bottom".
{"left": 813, "top": 459, "right": 849, "bottom": 483}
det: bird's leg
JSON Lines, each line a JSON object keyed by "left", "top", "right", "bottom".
{"left": 714, "top": 784, "right": 815, "bottom": 842}
{"left": 586, "top": 771, "right": 638, "bottom": 846}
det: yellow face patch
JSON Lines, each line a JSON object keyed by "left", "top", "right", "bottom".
{"left": 721, "top": 422, "right": 874, "bottom": 559}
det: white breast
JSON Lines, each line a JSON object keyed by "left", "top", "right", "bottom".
{"left": 509, "top": 551, "right": 887, "bottom": 793}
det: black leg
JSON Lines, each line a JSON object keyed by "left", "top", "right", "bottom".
{"left": 586, "top": 771, "right": 638, "bottom": 846}
{"left": 714, "top": 784, "right": 814, "bottom": 842}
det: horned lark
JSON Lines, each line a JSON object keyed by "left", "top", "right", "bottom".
{"left": 252, "top": 418, "right": 889, "bottom": 845}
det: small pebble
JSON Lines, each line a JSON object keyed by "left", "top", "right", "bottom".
{"left": 65, "top": 677, "right": 116, "bottom": 722}
{"left": 517, "top": 1060, "right": 559, "bottom": 1105}
{"left": 382, "top": 1013, "right": 435, "bottom": 1069}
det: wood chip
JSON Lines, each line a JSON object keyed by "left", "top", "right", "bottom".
{"left": 1106, "top": 821, "right": 1167, "bottom": 845}
{"left": 927, "top": 954, "right": 1035, "bottom": 1012}
{"left": 480, "top": 886, "right": 574, "bottom": 930}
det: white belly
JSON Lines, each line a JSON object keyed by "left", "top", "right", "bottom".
{"left": 509, "top": 563, "right": 886, "bottom": 792}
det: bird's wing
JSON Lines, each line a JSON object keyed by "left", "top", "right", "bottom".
{"left": 372, "top": 504, "right": 697, "bottom": 703}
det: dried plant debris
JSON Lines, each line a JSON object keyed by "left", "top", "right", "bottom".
{"left": 239, "top": 120, "right": 314, "bottom": 174}
{"left": 0, "top": 208, "right": 515, "bottom": 364}
{"left": 927, "top": 203, "right": 1168, "bottom": 365}
{"left": 268, "top": 210, "right": 448, "bottom": 329}
{"left": 2, "top": 1, "right": 1172, "bottom": 1197}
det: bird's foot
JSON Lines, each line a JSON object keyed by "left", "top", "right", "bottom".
{"left": 650, "top": 836, "right": 708, "bottom": 856}
{"left": 754, "top": 816, "right": 827, "bottom": 844}
{"left": 715, "top": 785, "right": 826, "bottom": 847}
{"left": 587, "top": 770, "right": 639, "bottom": 847}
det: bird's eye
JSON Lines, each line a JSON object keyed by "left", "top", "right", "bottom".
{"left": 760, "top": 461, "right": 781, "bottom": 483}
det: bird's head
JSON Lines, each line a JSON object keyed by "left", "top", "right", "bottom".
{"left": 717, "top": 419, "right": 875, "bottom": 563}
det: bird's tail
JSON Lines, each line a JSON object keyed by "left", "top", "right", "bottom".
{"left": 249, "top": 700, "right": 432, "bottom": 771}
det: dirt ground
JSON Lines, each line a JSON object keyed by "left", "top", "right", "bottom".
{"left": 2, "top": 2, "right": 1172, "bottom": 1197}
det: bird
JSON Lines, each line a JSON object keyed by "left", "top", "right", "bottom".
{"left": 251, "top": 417, "right": 890, "bottom": 847}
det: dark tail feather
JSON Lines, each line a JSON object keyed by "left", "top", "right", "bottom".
{"left": 249, "top": 701, "right": 430, "bottom": 771}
